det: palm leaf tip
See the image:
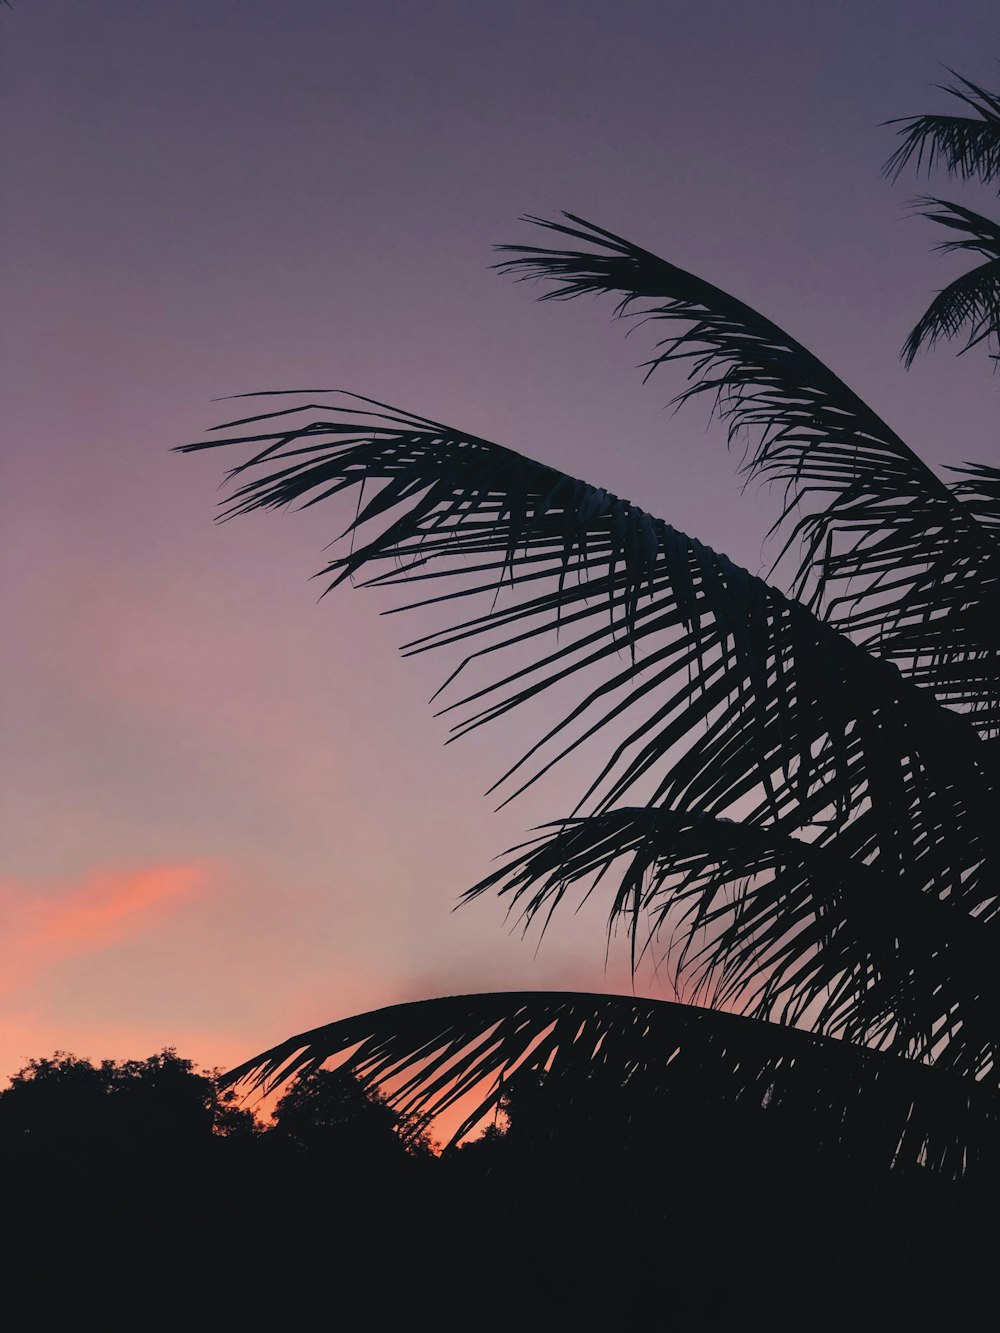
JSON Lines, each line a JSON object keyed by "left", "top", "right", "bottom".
{"left": 901, "top": 199, "right": 1000, "bottom": 366}
{"left": 884, "top": 71, "right": 1000, "bottom": 183}
{"left": 885, "top": 74, "right": 1000, "bottom": 373}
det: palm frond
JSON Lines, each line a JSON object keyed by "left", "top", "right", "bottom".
{"left": 950, "top": 462, "right": 1000, "bottom": 529}
{"left": 177, "top": 397, "right": 996, "bottom": 842}
{"left": 221, "top": 990, "right": 999, "bottom": 1173}
{"left": 468, "top": 809, "right": 1000, "bottom": 1074}
{"left": 495, "top": 215, "right": 1000, "bottom": 730}
{"left": 884, "top": 71, "right": 1000, "bottom": 184}
{"left": 902, "top": 199, "right": 1000, "bottom": 365}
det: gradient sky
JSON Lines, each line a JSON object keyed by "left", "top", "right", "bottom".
{"left": 3, "top": 0, "right": 999, "bottom": 1092}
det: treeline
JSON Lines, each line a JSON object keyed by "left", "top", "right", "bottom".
{"left": 0, "top": 1050, "right": 991, "bottom": 1328}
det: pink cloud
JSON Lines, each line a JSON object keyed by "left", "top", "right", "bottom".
{"left": 0, "top": 863, "right": 205, "bottom": 995}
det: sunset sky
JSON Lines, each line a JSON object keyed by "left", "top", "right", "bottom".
{"left": 3, "top": 0, "right": 999, "bottom": 1091}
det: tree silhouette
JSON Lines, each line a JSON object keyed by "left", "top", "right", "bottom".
{"left": 0, "top": 1048, "right": 255, "bottom": 1145}
{"left": 0, "top": 1050, "right": 264, "bottom": 1318}
{"left": 181, "top": 83, "right": 1000, "bottom": 1185}
{"left": 271, "top": 1065, "right": 434, "bottom": 1163}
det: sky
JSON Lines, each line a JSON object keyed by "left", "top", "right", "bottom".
{"left": 3, "top": 0, "right": 999, "bottom": 1093}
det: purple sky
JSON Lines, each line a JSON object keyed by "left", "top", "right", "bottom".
{"left": 3, "top": 0, "right": 999, "bottom": 1085}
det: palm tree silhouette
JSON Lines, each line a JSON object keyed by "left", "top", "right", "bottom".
{"left": 181, "top": 90, "right": 1000, "bottom": 1172}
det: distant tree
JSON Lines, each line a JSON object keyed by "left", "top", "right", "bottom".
{"left": 271, "top": 1066, "right": 434, "bottom": 1163}
{"left": 0, "top": 1049, "right": 262, "bottom": 1320}
{"left": 0, "top": 1048, "right": 256, "bottom": 1147}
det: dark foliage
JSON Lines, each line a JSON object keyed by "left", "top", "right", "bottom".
{"left": 0, "top": 1052, "right": 432, "bottom": 1325}
{"left": 0, "top": 1047, "right": 993, "bottom": 1329}
{"left": 886, "top": 70, "right": 1000, "bottom": 363}
{"left": 224, "top": 992, "right": 1000, "bottom": 1173}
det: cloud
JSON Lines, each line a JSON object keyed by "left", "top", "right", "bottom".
{"left": 0, "top": 863, "right": 205, "bottom": 995}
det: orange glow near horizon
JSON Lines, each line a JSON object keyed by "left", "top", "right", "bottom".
{"left": 0, "top": 863, "right": 205, "bottom": 997}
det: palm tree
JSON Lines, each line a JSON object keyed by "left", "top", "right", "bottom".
{"left": 886, "top": 69, "right": 1000, "bottom": 365}
{"left": 181, "top": 187, "right": 1000, "bottom": 1175}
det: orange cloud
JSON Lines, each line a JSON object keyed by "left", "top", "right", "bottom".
{"left": 0, "top": 863, "right": 205, "bottom": 995}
